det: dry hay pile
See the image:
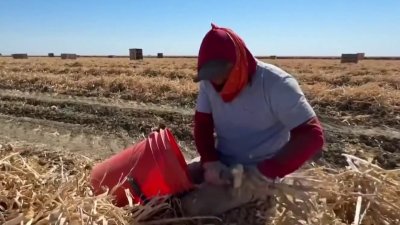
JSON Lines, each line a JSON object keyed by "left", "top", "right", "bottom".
{"left": 267, "top": 154, "right": 400, "bottom": 225}
{"left": 0, "top": 143, "right": 172, "bottom": 225}
{"left": 1, "top": 143, "right": 399, "bottom": 225}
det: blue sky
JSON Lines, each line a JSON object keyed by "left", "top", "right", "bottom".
{"left": 0, "top": 0, "right": 399, "bottom": 56}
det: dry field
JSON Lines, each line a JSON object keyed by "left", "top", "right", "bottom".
{"left": 0, "top": 57, "right": 399, "bottom": 165}
{"left": 0, "top": 57, "right": 399, "bottom": 224}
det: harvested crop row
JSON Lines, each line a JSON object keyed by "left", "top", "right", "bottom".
{"left": 0, "top": 58, "right": 399, "bottom": 126}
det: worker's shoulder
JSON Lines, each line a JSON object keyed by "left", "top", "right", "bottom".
{"left": 255, "top": 60, "right": 295, "bottom": 83}
{"left": 256, "top": 61, "right": 304, "bottom": 98}
{"left": 255, "top": 60, "right": 300, "bottom": 93}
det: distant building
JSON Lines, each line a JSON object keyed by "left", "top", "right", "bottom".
{"left": 12, "top": 53, "right": 28, "bottom": 59}
{"left": 357, "top": 53, "right": 365, "bottom": 60}
{"left": 129, "top": 48, "right": 143, "bottom": 60}
{"left": 341, "top": 54, "right": 359, "bottom": 63}
{"left": 61, "top": 53, "right": 77, "bottom": 59}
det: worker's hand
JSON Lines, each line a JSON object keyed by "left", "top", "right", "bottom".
{"left": 202, "top": 161, "right": 232, "bottom": 186}
{"left": 244, "top": 166, "right": 274, "bottom": 188}
{"left": 227, "top": 165, "right": 273, "bottom": 199}
{"left": 180, "top": 165, "right": 274, "bottom": 217}
{"left": 231, "top": 166, "right": 274, "bottom": 201}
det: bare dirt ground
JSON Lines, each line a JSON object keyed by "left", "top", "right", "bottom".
{"left": 0, "top": 87, "right": 399, "bottom": 170}
{"left": 0, "top": 89, "right": 197, "bottom": 160}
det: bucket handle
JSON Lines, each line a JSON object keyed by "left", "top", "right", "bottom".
{"left": 127, "top": 176, "right": 148, "bottom": 204}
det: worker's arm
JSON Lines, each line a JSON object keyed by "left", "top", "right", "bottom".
{"left": 194, "top": 111, "right": 218, "bottom": 163}
{"left": 257, "top": 116, "right": 324, "bottom": 178}
{"left": 193, "top": 81, "right": 219, "bottom": 163}
{"left": 194, "top": 82, "right": 234, "bottom": 185}
{"left": 258, "top": 76, "right": 325, "bottom": 179}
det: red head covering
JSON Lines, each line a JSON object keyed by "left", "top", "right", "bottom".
{"left": 197, "top": 23, "right": 257, "bottom": 102}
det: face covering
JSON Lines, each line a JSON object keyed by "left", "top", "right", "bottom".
{"left": 197, "top": 23, "right": 257, "bottom": 102}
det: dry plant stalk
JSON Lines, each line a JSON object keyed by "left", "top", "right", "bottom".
{"left": 1, "top": 143, "right": 400, "bottom": 225}
{"left": 268, "top": 153, "right": 400, "bottom": 225}
{"left": 0, "top": 144, "right": 176, "bottom": 225}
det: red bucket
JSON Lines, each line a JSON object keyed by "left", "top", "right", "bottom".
{"left": 90, "top": 128, "right": 194, "bottom": 206}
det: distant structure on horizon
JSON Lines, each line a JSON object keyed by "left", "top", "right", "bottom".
{"left": 357, "top": 53, "right": 365, "bottom": 60}
{"left": 12, "top": 53, "right": 28, "bottom": 59}
{"left": 61, "top": 53, "right": 77, "bottom": 59}
{"left": 129, "top": 48, "right": 143, "bottom": 60}
{"left": 341, "top": 53, "right": 359, "bottom": 63}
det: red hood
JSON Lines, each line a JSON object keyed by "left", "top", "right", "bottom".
{"left": 197, "top": 23, "right": 257, "bottom": 102}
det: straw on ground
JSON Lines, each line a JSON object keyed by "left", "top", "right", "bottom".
{"left": 1, "top": 142, "right": 399, "bottom": 225}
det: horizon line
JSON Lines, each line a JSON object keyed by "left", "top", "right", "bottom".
{"left": 2, "top": 54, "right": 400, "bottom": 60}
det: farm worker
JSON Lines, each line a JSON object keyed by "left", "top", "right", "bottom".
{"left": 182, "top": 23, "right": 325, "bottom": 215}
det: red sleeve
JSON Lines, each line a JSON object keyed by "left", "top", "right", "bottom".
{"left": 257, "top": 116, "right": 324, "bottom": 179}
{"left": 194, "top": 111, "right": 219, "bottom": 163}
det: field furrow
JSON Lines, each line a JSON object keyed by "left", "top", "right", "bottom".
{"left": 0, "top": 87, "right": 399, "bottom": 170}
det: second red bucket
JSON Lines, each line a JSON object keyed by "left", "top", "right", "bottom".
{"left": 90, "top": 128, "right": 194, "bottom": 206}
